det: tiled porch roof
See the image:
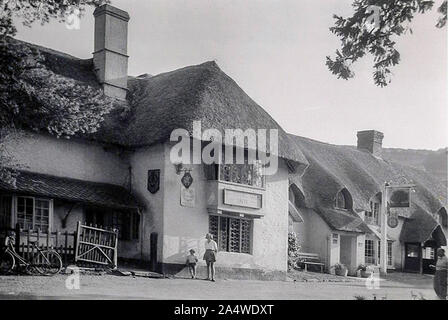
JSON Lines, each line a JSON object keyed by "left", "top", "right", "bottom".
{"left": 0, "top": 170, "right": 141, "bottom": 210}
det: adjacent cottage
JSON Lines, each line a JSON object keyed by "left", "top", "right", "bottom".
{"left": 288, "top": 132, "right": 447, "bottom": 275}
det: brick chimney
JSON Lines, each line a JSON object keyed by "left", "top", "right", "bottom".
{"left": 357, "top": 130, "right": 384, "bottom": 157}
{"left": 93, "top": 4, "right": 130, "bottom": 100}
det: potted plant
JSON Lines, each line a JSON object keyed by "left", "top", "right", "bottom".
{"left": 357, "top": 264, "right": 373, "bottom": 278}
{"left": 333, "top": 263, "right": 348, "bottom": 276}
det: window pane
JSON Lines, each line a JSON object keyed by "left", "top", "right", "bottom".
{"left": 229, "top": 218, "right": 241, "bottom": 253}
{"left": 17, "top": 197, "right": 33, "bottom": 229}
{"left": 336, "top": 192, "right": 345, "bottom": 209}
{"left": 218, "top": 217, "right": 228, "bottom": 251}
{"left": 387, "top": 242, "right": 393, "bottom": 266}
{"left": 219, "top": 162, "right": 264, "bottom": 188}
{"left": 240, "top": 219, "right": 251, "bottom": 254}
{"left": 34, "top": 199, "right": 50, "bottom": 231}
{"left": 365, "top": 240, "right": 375, "bottom": 264}
{"left": 209, "top": 215, "right": 252, "bottom": 254}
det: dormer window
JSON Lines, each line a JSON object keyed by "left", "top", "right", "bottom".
{"left": 365, "top": 193, "right": 381, "bottom": 225}
{"left": 437, "top": 207, "right": 448, "bottom": 228}
{"left": 335, "top": 188, "right": 352, "bottom": 210}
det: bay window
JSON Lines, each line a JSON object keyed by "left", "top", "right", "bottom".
{"left": 220, "top": 161, "right": 264, "bottom": 188}
{"left": 203, "top": 147, "right": 265, "bottom": 188}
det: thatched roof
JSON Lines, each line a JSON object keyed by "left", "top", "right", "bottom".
{"left": 95, "top": 61, "right": 308, "bottom": 169}
{"left": 400, "top": 207, "right": 446, "bottom": 245}
{"left": 10, "top": 39, "right": 308, "bottom": 169}
{"left": 9, "top": 37, "right": 100, "bottom": 88}
{"left": 317, "top": 208, "right": 371, "bottom": 233}
{"left": 289, "top": 134, "right": 447, "bottom": 239}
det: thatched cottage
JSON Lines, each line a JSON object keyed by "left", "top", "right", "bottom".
{"left": 0, "top": 5, "right": 310, "bottom": 279}
{"left": 288, "top": 133, "right": 447, "bottom": 275}
{"left": 0, "top": 4, "right": 446, "bottom": 278}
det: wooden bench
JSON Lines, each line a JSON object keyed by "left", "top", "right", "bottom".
{"left": 294, "top": 252, "right": 325, "bottom": 273}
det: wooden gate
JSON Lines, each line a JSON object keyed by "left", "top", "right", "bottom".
{"left": 74, "top": 222, "right": 118, "bottom": 268}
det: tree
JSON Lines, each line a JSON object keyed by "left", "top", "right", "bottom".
{"left": 0, "top": 0, "right": 115, "bottom": 183}
{"left": 0, "top": 0, "right": 108, "bottom": 38}
{"left": 327, "top": 0, "right": 447, "bottom": 87}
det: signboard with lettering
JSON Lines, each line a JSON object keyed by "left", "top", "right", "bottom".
{"left": 223, "top": 189, "right": 262, "bottom": 209}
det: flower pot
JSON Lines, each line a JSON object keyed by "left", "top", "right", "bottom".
{"left": 361, "top": 270, "right": 372, "bottom": 278}
{"left": 335, "top": 268, "right": 348, "bottom": 277}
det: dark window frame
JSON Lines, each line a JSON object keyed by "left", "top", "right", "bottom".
{"left": 209, "top": 214, "right": 253, "bottom": 254}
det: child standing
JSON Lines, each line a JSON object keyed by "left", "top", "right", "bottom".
{"left": 186, "top": 249, "right": 198, "bottom": 279}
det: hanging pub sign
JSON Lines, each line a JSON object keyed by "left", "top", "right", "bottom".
{"left": 181, "top": 171, "right": 193, "bottom": 189}
{"left": 147, "top": 169, "right": 160, "bottom": 194}
{"left": 387, "top": 187, "right": 411, "bottom": 208}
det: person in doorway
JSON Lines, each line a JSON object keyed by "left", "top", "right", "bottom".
{"left": 430, "top": 248, "right": 448, "bottom": 300}
{"left": 186, "top": 249, "right": 198, "bottom": 279}
{"left": 203, "top": 233, "right": 218, "bottom": 281}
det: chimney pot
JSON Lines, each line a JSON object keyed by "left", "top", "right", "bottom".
{"left": 93, "top": 4, "right": 130, "bottom": 100}
{"left": 357, "top": 130, "right": 384, "bottom": 157}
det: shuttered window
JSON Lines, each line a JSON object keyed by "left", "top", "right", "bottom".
{"left": 209, "top": 215, "right": 252, "bottom": 254}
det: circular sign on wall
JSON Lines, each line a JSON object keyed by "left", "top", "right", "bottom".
{"left": 387, "top": 215, "right": 399, "bottom": 228}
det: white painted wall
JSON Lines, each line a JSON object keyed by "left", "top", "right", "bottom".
{"left": 161, "top": 143, "right": 290, "bottom": 272}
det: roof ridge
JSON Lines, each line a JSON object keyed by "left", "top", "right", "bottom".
{"left": 9, "top": 36, "right": 90, "bottom": 62}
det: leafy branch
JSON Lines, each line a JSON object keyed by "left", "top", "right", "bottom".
{"left": 327, "top": 0, "right": 447, "bottom": 87}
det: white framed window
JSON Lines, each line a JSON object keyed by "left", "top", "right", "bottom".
{"left": 376, "top": 240, "right": 393, "bottom": 267}
{"left": 16, "top": 196, "right": 52, "bottom": 231}
{"left": 332, "top": 233, "right": 339, "bottom": 245}
{"left": 365, "top": 239, "right": 375, "bottom": 264}
{"left": 422, "top": 247, "right": 435, "bottom": 260}
{"left": 0, "top": 195, "right": 52, "bottom": 231}
{"left": 387, "top": 241, "right": 393, "bottom": 266}
{"left": 365, "top": 201, "right": 380, "bottom": 225}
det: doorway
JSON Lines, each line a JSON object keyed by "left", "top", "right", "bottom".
{"left": 404, "top": 243, "right": 421, "bottom": 273}
{"left": 340, "top": 235, "right": 355, "bottom": 274}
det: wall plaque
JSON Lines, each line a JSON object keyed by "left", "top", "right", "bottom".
{"left": 181, "top": 185, "right": 195, "bottom": 207}
{"left": 223, "top": 189, "right": 262, "bottom": 209}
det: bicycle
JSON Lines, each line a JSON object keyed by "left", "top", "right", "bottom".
{"left": 0, "top": 235, "right": 62, "bottom": 276}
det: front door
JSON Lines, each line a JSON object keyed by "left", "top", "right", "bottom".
{"left": 404, "top": 243, "right": 421, "bottom": 273}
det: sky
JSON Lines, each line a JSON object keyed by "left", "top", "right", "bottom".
{"left": 13, "top": 0, "right": 448, "bottom": 150}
